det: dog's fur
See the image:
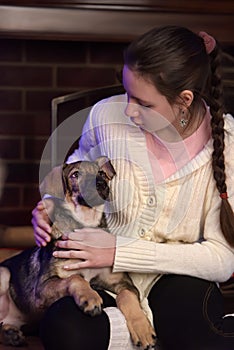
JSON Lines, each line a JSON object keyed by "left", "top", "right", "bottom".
{"left": 0, "top": 157, "right": 155, "bottom": 348}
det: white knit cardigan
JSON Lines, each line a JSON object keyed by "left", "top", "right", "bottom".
{"left": 67, "top": 94, "right": 234, "bottom": 324}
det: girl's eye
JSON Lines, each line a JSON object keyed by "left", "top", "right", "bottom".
{"left": 136, "top": 99, "right": 152, "bottom": 109}
{"left": 71, "top": 171, "right": 79, "bottom": 178}
{"left": 127, "top": 94, "right": 152, "bottom": 108}
{"left": 139, "top": 103, "right": 152, "bottom": 108}
{"left": 138, "top": 101, "right": 153, "bottom": 108}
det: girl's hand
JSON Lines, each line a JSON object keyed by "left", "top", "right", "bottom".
{"left": 31, "top": 199, "right": 54, "bottom": 247}
{"left": 53, "top": 228, "right": 116, "bottom": 270}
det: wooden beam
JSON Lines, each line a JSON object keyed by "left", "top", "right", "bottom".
{"left": 1, "top": 1, "right": 234, "bottom": 14}
{"left": 0, "top": 5, "right": 233, "bottom": 43}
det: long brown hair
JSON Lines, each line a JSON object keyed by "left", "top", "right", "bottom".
{"left": 124, "top": 25, "right": 234, "bottom": 247}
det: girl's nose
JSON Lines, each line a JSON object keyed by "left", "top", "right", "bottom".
{"left": 125, "top": 102, "right": 140, "bottom": 118}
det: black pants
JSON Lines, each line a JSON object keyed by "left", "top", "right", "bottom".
{"left": 39, "top": 275, "right": 234, "bottom": 350}
{"left": 148, "top": 275, "right": 234, "bottom": 350}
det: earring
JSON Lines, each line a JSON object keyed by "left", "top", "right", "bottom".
{"left": 180, "top": 110, "right": 188, "bottom": 128}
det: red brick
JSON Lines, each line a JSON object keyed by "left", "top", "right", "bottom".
{"left": 23, "top": 186, "right": 41, "bottom": 207}
{"left": 0, "top": 66, "right": 53, "bottom": 87}
{"left": 0, "top": 209, "right": 32, "bottom": 226}
{"left": 0, "top": 90, "right": 22, "bottom": 111}
{"left": 57, "top": 67, "right": 117, "bottom": 88}
{"left": 223, "top": 68, "right": 234, "bottom": 80}
{"left": 223, "top": 45, "right": 234, "bottom": 58}
{"left": 0, "top": 112, "right": 51, "bottom": 136}
{"left": 0, "top": 39, "right": 22, "bottom": 62}
{"left": 26, "top": 40, "right": 87, "bottom": 63}
{"left": 0, "top": 139, "right": 21, "bottom": 159}
{"left": 89, "top": 42, "right": 127, "bottom": 64}
{"left": 224, "top": 87, "right": 234, "bottom": 114}
{"left": 24, "top": 138, "right": 48, "bottom": 160}
{"left": 5, "top": 163, "right": 40, "bottom": 184}
{"left": 0, "top": 186, "right": 21, "bottom": 207}
{"left": 26, "top": 90, "right": 73, "bottom": 111}
{"left": 0, "top": 184, "right": 40, "bottom": 210}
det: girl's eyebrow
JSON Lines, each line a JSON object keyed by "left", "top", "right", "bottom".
{"left": 123, "top": 81, "right": 151, "bottom": 105}
{"left": 136, "top": 97, "right": 151, "bottom": 104}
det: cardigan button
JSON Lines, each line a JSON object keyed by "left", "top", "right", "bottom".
{"left": 147, "top": 195, "right": 156, "bottom": 206}
{"left": 139, "top": 228, "right": 146, "bottom": 237}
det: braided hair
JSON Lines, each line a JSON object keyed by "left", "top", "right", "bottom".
{"left": 208, "top": 46, "right": 234, "bottom": 246}
{"left": 124, "top": 25, "right": 234, "bottom": 247}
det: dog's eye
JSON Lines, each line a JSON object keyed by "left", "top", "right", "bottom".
{"left": 71, "top": 171, "right": 79, "bottom": 179}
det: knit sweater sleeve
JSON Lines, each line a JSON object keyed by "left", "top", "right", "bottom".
{"left": 114, "top": 233, "right": 234, "bottom": 283}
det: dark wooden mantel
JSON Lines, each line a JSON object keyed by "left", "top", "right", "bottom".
{"left": 0, "top": 1, "right": 233, "bottom": 43}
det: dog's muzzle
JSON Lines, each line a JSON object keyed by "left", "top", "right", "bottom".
{"left": 77, "top": 174, "right": 110, "bottom": 207}
{"left": 96, "top": 175, "right": 109, "bottom": 198}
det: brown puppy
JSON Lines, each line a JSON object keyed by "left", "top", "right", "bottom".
{"left": 0, "top": 157, "right": 155, "bottom": 348}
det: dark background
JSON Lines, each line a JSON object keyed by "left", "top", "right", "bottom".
{"left": 0, "top": 1, "right": 233, "bottom": 226}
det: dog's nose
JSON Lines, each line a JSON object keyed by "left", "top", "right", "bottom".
{"left": 96, "top": 176, "right": 107, "bottom": 191}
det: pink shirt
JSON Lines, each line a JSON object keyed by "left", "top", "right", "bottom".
{"left": 145, "top": 108, "right": 211, "bottom": 183}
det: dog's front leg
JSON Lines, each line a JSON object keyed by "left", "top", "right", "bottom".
{"left": 116, "top": 289, "right": 156, "bottom": 349}
{"left": 37, "top": 275, "right": 103, "bottom": 316}
{"left": 68, "top": 275, "right": 104, "bottom": 316}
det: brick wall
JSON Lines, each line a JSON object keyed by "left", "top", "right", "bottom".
{"left": 0, "top": 39, "right": 126, "bottom": 226}
{"left": 0, "top": 39, "right": 233, "bottom": 227}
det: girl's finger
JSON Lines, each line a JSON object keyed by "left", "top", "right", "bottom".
{"left": 55, "top": 240, "right": 83, "bottom": 250}
{"left": 36, "top": 201, "right": 45, "bottom": 210}
{"left": 63, "top": 261, "right": 90, "bottom": 270}
{"left": 53, "top": 249, "right": 83, "bottom": 259}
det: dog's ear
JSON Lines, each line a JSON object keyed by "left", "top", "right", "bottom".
{"left": 95, "top": 156, "right": 116, "bottom": 180}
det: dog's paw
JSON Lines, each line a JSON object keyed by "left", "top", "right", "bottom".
{"left": 127, "top": 316, "right": 156, "bottom": 350}
{"left": 0, "top": 324, "right": 27, "bottom": 347}
{"left": 77, "top": 290, "right": 103, "bottom": 317}
{"left": 81, "top": 302, "right": 102, "bottom": 317}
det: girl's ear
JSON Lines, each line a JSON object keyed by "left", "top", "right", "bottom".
{"left": 179, "top": 90, "right": 194, "bottom": 108}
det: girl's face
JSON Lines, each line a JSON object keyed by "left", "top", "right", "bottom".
{"left": 122, "top": 65, "right": 180, "bottom": 134}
